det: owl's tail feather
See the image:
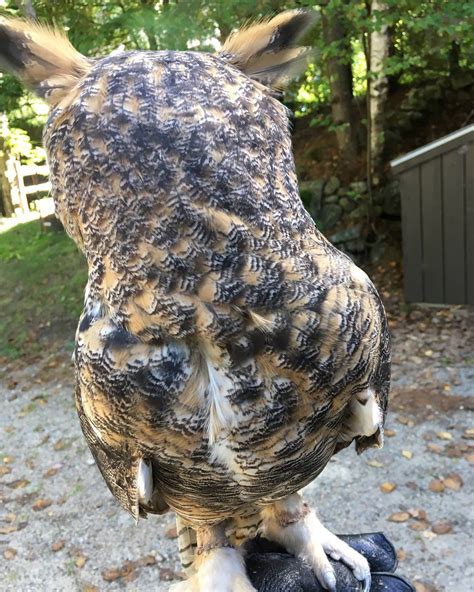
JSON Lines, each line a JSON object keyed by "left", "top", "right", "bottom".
{"left": 221, "top": 9, "right": 317, "bottom": 90}
{"left": 0, "top": 18, "right": 91, "bottom": 107}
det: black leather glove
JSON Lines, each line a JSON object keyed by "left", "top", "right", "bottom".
{"left": 244, "top": 533, "right": 415, "bottom": 592}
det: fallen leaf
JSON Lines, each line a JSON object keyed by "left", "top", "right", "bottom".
{"left": 410, "top": 520, "right": 430, "bottom": 531}
{"left": 397, "top": 549, "right": 407, "bottom": 561}
{"left": 443, "top": 473, "right": 463, "bottom": 491}
{"left": 75, "top": 555, "right": 87, "bottom": 568}
{"left": 422, "top": 530, "right": 437, "bottom": 540}
{"left": 402, "top": 450, "right": 413, "bottom": 459}
{"left": 444, "top": 444, "right": 465, "bottom": 458}
{"left": 397, "top": 416, "right": 414, "bottom": 426}
{"left": 123, "top": 569, "right": 138, "bottom": 584}
{"left": 428, "top": 479, "right": 445, "bottom": 493}
{"left": 408, "top": 508, "right": 428, "bottom": 521}
{"left": 32, "top": 498, "right": 52, "bottom": 511}
{"left": 436, "top": 431, "right": 452, "bottom": 441}
{"left": 414, "top": 581, "right": 438, "bottom": 592}
{"left": 384, "top": 429, "right": 396, "bottom": 437}
{"left": 3, "top": 548, "right": 17, "bottom": 560}
{"left": 51, "top": 540, "right": 65, "bottom": 552}
{"left": 380, "top": 482, "right": 397, "bottom": 493}
{"left": 53, "top": 439, "right": 67, "bottom": 451}
{"left": 0, "top": 525, "right": 18, "bottom": 534}
{"left": 427, "top": 443, "right": 442, "bottom": 453}
{"left": 462, "top": 428, "right": 474, "bottom": 440}
{"left": 0, "top": 466, "right": 12, "bottom": 476}
{"left": 83, "top": 586, "right": 99, "bottom": 592}
{"left": 43, "top": 465, "right": 61, "bottom": 478}
{"left": 367, "top": 459, "right": 384, "bottom": 468}
{"left": 137, "top": 554, "right": 157, "bottom": 567}
{"left": 432, "top": 521, "right": 452, "bottom": 535}
{"left": 165, "top": 524, "right": 178, "bottom": 539}
{"left": 388, "top": 512, "right": 410, "bottom": 523}
{"left": 3, "top": 456, "right": 14, "bottom": 464}
{"left": 1, "top": 513, "right": 16, "bottom": 523}
{"left": 102, "top": 568, "right": 122, "bottom": 582}
{"left": 7, "top": 479, "right": 30, "bottom": 489}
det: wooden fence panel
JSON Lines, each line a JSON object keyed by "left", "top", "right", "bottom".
{"left": 399, "top": 167, "right": 423, "bottom": 302}
{"left": 466, "top": 143, "right": 474, "bottom": 305}
{"left": 442, "top": 149, "right": 465, "bottom": 304}
{"left": 392, "top": 125, "right": 474, "bottom": 305}
{"left": 420, "top": 157, "right": 443, "bottom": 303}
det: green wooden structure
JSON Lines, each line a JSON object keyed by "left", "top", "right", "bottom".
{"left": 391, "top": 125, "right": 474, "bottom": 305}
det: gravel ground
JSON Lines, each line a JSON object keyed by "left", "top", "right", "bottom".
{"left": 1, "top": 304, "right": 473, "bottom": 592}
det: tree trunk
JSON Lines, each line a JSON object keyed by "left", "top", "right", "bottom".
{"left": 322, "top": 4, "right": 358, "bottom": 164}
{"left": 0, "top": 115, "right": 14, "bottom": 217}
{"left": 369, "top": 0, "right": 389, "bottom": 182}
{"left": 20, "top": 0, "right": 37, "bottom": 20}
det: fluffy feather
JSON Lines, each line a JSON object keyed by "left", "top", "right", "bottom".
{"left": 0, "top": 18, "right": 90, "bottom": 106}
{"left": 221, "top": 9, "right": 317, "bottom": 89}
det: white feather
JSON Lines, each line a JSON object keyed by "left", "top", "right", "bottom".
{"left": 137, "top": 458, "right": 153, "bottom": 504}
{"left": 206, "top": 361, "right": 236, "bottom": 444}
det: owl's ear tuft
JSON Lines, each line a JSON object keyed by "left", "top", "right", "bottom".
{"left": 220, "top": 9, "right": 317, "bottom": 90}
{"left": 0, "top": 18, "right": 90, "bottom": 107}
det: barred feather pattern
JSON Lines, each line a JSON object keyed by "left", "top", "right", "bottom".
{"left": 43, "top": 48, "right": 390, "bottom": 559}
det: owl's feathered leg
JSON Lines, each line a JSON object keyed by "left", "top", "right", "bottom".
{"left": 260, "top": 493, "right": 371, "bottom": 592}
{"left": 170, "top": 522, "right": 257, "bottom": 592}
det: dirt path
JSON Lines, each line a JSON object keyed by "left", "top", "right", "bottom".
{"left": 1, "top": 304, "right": 473, "bottom": 592}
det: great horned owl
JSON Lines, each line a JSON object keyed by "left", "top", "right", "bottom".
{"left": 0, "top": 10, "right": 390, "bottom": 591}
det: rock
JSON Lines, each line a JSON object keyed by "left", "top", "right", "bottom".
{"left": 380, "top": 181, "right": 401, "bottom": 217}
{"left": 346, "top": 238, "right": 365, "bottom": 253}
{"left": 373, "top": 205, "right": 383, "bottom": 217}
{"left": 451, "top": 71, "right": 474, "bottom": 90}
{"left": 423, "top": 83, "right": 443, "bottom": 101}
{"left": 324, "top": 175, "right": 340, "bottom": 195}
{"left": 370, "top": 241, "right": 386, "bottom": 264}
{"left": 339, "top": 196, "right": 356, "bottom": 212}
{"left": 405, "top": 87, "right": 428, "bottom": 111}
{"left": 329, "top": 224, "right": 362, "bottom": 244}
{"left": 349, "top": 204, "right": 369, "bottom": 220}
{"left": 320, "top": 204, "right": 342, "bottom": 230}
{"left": 299, "top": 180, "right": 324, "bottom": 218}
{"left": 324, "top": 194, "right": 339, "bottom": 204}
{"left": 349, "top": 181, "right": 367, "bottom": 194}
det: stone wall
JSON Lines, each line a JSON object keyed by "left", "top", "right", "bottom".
{"left": 299, "top": 176, "right": 401, "bottom": 263}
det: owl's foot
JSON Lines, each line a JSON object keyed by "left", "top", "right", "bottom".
{"left": 170, "top": 525, "right": 257, "bottom": 592}
{"left": 261, "top": 493, "right": 371, "bottom": 592}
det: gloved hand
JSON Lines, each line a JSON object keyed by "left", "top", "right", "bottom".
{"left": 244, "top": 533, "right": 415, "bottom": 592}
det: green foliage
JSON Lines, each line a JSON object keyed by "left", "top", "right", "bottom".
{"left": 0, "top": 220, "right": 87, "bottom": 358}
{"left": 4, "top": 127, "right": 46, "bottom": 164}
{"left": 0, "top": 0, "right": 472, "bottom": 152}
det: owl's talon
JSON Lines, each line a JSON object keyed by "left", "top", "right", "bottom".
{"left": 261, "top": 493, "right": 373, "bottom": 591}
{"left": 362, "top": 574, "right": 372, "bottom": 592}
{"left": 320, "top": 566, "right": 337, "bottom": 591}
